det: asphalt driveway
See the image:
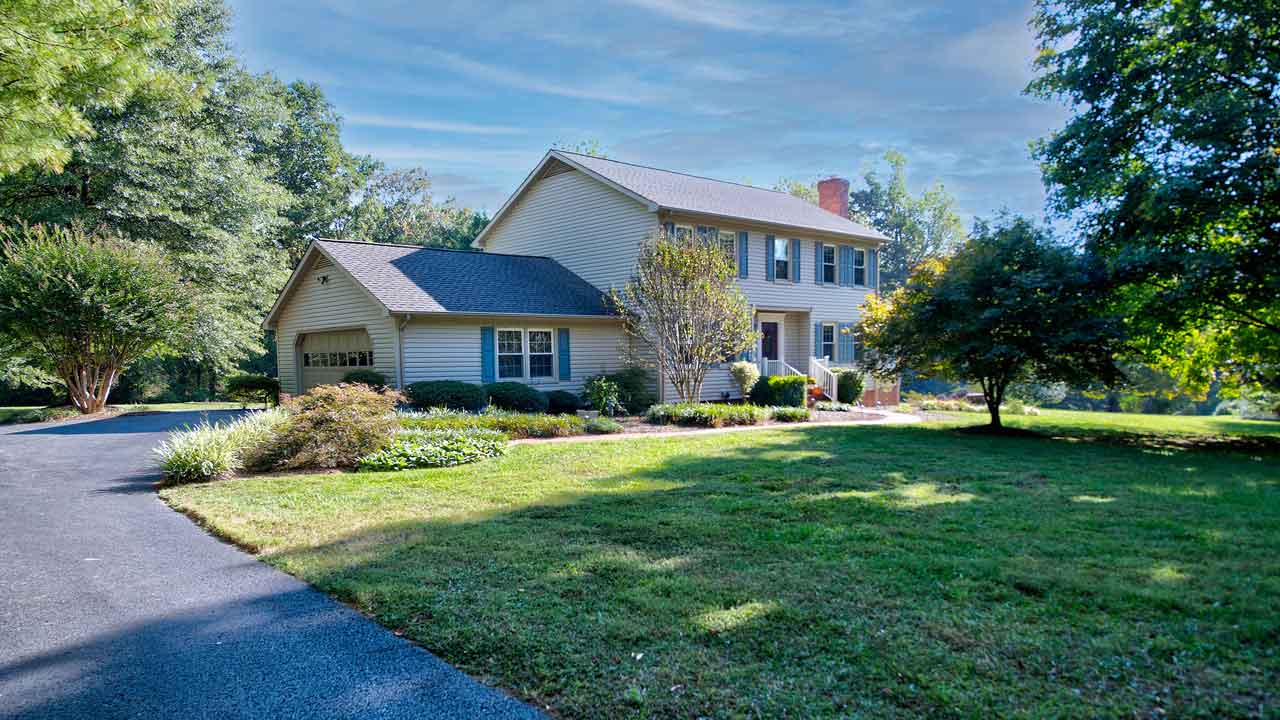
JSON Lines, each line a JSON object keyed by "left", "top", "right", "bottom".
{"left": 0, "top": 411, "right": 542, "bottom": 720}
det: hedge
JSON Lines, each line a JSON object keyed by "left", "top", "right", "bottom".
{"left": 835, "top": 369, "right": 865, "bottom": 404}
{"left": 342, "top": 369, "right": 388, "bottom": 389}
{"left": 547, "top": 389, "right": 580, "bottom": 414}
{"left": 225, "top": 374, "right": 280, "bottom": 407}
{"left": 749, "top": 375, "right": 807, "bottom": 407}
{"left": 484, "top": 382, "right": 549, "bottom": 413}
{"left": 405, "top": 380, "right": 486, "bottom": 412}
{"left": 645, "top": 403, "right": 767, "bottom": 427}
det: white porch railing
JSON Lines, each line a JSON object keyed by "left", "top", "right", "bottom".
{"left": 809, "top": 357, "right": 837, "bottom": 401}
{"left": 759, "top": 358, "right": 803, "bottom": 378}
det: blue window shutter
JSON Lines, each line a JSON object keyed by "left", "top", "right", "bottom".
{"left": 868, "top": 248, "right": 878, "bottom": 290}
{"left": 737, "top": 231, "right": 749, "bottom": 279}
{"left": 663, "top": 221, "right": 675, "bottom": 237}
{"left": 480, "top": 326, "right": 495, "bottom": 383}
{"left": 765, "top": 235, "right": 776, "bottom": 281}
{"left": 813, "top": 322, "right": 822, "bottom": 357}
{"left": 696, "top": 225, "right": 707, "bottom": 240}
{"left": 790, "top": 239, "right": 801, "bottom": 282}
{"left": 557, "top": 328, "right": 571, "bottom": 381}
{"left": 814, "top": 243, "right": 823, "bottom": 284}
{"left": 838, "top": 246, "right": 850, "bottom": 286}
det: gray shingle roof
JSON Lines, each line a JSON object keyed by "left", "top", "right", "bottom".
{"left": 316, "top": 240, "right": 614, "bottom": 316}
{"left": 557, "top": 151, "right": 888, "bottom": 242}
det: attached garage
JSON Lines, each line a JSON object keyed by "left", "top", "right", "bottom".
{"left": 297, "top": 329, "right": 375, "bottom": 391}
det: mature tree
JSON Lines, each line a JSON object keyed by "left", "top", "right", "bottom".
{"left": 263, "top": 80, "right": 379, "bottom": 263}
{"left": 850, "top": 151, "right": 965, "bottom": 291}
{"left": 859, "top": 214, "right": 1124, "bottom": 428}
{"left": 611, "top": 232, "right": 757, "bottom": 402}
{"left": 773, "top": 178, "right": 819, "bottom": 204}
{"left": 336, "top": 167, "right": 488, "bottom": 249}
{"left": 1028, "top": 0, "right": 1280, "bottom": 394}
{"left": 0, "top": 0, "right": 290, "bottom": 380}
{"left": 0, "top": 0, "right": 181, "bottom": 175}
{"left": 0, "top": 224, "right": 194, "bottom": 413}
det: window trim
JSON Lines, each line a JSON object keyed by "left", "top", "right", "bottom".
{"left": 822, "top": 244, "right": 836, "bottom": 284}
{"left": 526, "top": 327, "right": 556, "bottom": 380}
{"left": 772, "top": 239, "right": 789, "bottom": 282}
{"left": 717, "top": 229, "right": 737, "bottom": 265}
{"left": 495, "top": 327, "right": 557, "bottom": 383}
{"left": 496, "top": 327, "right": 526, "bottom": 380}
{"left": 674, "top": 224, "right": 694, "bottom": 242}
{"left": 821, "top": 322, "right": 836, "bottom": 361}
{"left": 853, "top": 248, "right": 867, "bottom": 286}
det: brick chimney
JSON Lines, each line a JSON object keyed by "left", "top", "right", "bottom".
{"left": 817, "top": 177, "right": 850, "bottom": 217}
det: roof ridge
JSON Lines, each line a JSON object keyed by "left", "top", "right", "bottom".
{"left": 316, "top": 238, "right": 554, "bottom": 261}
{"left": 555, "top": 150, "right": 795, "bottom": 198}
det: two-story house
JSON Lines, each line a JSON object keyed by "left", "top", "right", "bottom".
{"left": 263, "top": 149, "right": 899, "bottom": 405}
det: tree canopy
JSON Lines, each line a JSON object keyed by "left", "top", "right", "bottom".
{"left": 0, "top": 0, "right": 181, "bottom": 176}
{"left": 859, "top": 214, "right": 1124, "bottom": 427}
{"left": 1028, "top": 0, "right": 1280, "bottom": 394}
{"left": 611, "top": 232, "right": 756, "bottom": 402}
{"left": 0, "top": 224, "right": 195, "bottom": 413}
{"left": 850, "top": 151, "right": 966, "bottom": 291}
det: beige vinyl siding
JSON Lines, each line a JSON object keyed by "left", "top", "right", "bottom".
{"left": 401, "top": 316, "right": 627, "bottom": 393}
{"left": 482, "top": 168, "right": 657, "bottom": 292}
{"left": 273, "top": 255, "right": 397, "bottom": 395}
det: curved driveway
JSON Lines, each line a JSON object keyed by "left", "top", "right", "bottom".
{"left": 0, "top": 411, "right": 541, "bottom": 720}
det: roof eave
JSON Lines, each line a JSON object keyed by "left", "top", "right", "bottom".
{"left": 391, "top": 309, "right": 620, "bottom": 320}
{"left": 659, "top": 207, "right": 889, "bottom": 245}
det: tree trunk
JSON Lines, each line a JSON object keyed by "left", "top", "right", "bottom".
{"left": 981, "top": 377, "right": 1004, "bottom": 428}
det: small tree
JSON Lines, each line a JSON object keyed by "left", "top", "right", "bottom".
{"left": 729, "top": 360, "right": 761, "bottom": 399}
{"left": 0, "top": 224, "right": 194, "bottom": 413}
{"left": 611, "top": 231, "right": 757, "bottom": 402}
{"left": 859, "top": 214, "right": 1123, "bottom": 428}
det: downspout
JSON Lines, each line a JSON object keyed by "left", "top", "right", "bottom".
{"left": 396, "top": 314, "right": 410, "bottom": 390}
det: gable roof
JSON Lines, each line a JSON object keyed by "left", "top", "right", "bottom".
{"left": 264, "top": 240, "right": 614, "bottom": 326}
{"left": 475, "top": 149, "right": 889, "bottom": 246}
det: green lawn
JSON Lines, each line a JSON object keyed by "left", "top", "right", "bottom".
{"left": 163, "top": 413, "right": 1280, "bottom": 718}
{"left": 0, "top": 405, "right": 42, "bottom": 424}
{"left": 112, "top": 401, "right": 245, "bottom": 413}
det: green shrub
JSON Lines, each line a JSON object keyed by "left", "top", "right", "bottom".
{"left": 225, "top": 374, "right": 280, "bottom": 407}
{"left": 835, "top": 369, "right": 865, "bottom": 405}
{"left": 546, "top": 389, "right": 580, "bottom": 414}
{"left": 749, "top": 375, "right": 807, "bottom": 407}
{"left": 267, "top": 384, "right": 400, "bottom": 469}
{"left": 600, "top": 367, "right": 655, "bottom": 414}
{"left": 405, "top": 380, "right": 486, "bottom": 412}
{"left": 399, "top": 408, "right": 584, "bottom": 438}
{"left": 728, "top": 360, "right": 760, "bottom": 399}
{"left": 154, "top": 408, "right": 289, "bottom": 484}
{"left": 584, "top": 416, "right": 624, "bottom": 434}
{"left": 814, "top": 400, "right": 854, "bottom": 412}
{"left": 646, "top": 402, "right": 767, "bottom": 427}
{"left": 357, "top": 428, "right": 507, "bottom": 471}
{"left": 485, "top": 382, "right": 549, "bottom": 413}
{"left": 341, "top": 369, "right": 388, "bottom": 389}
{"left": 769, "top": 405, "right": 811, "bottom": 422}
{"left": 9, "top": 405, "right": 81, "bottom": 424}
{"left": 582, "top": 375, "right": 624, "bottom": 416}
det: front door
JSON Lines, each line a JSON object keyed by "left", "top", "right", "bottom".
{"left": 760, "top": 321, "right": 779, "bottom": 362}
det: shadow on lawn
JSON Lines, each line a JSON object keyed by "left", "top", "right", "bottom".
{"left": 230, "top": 425, "right": 1279, "bottom": 717}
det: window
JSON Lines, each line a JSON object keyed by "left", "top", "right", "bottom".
{"left": 717, "top": 230, "right": 737, "bottom": 263}
{"left": 773, "top": 239, "right": 789, "bottom": 280}
{"left": 854, "top": 248, "right": 866, "bottom": 286}
{"left": 674, "top": 224, "right": 693, "bottom": 241}
{"left": 497, "top": 329, "right": 524, "bottom": 379}
{"left": 302, "top": 350, "right": 374, "bottom": 368}
{"left": 821, "top": 323, "right": 835, "bottom": 360}
{"left": 822, "top": 245, "right": 836, "bottom": 284}
{"left": 528, "top": 329, "right": 554, "bottom": 378}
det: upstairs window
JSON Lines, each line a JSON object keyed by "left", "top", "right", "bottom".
{"left": 854, "top": 248, "right": 866, "bottom": 286}
{"left": 717, "top": 230, "right": 737, "bottom": 261}
{"left": 497, "top": 329, "right": 524, "bottom": 379}
{"left": 773, "top": 239, "right": 789, "bottom": 280}
{"left": 528, "top": 329, "right": 554, "bottom": 378}
{"left": 822, "top": 245, "right": 836, "bottom": 284}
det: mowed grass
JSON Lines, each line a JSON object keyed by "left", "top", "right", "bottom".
{"left": 0, "top": 406, "right": 41, "bottom": 424}
{"left": 163, "top": 413, "right": 1280, "bottom": 718}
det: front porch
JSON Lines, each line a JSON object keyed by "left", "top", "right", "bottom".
{"left": 752, "top": 309, "right": 898, "bottom": 406}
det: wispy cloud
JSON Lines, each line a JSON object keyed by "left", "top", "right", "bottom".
{"left": 612, "top": 0, "right": 915, "bottom": 38}
{"left": 345, "top": 113, "right": 527, "bottom": 135}
{"left": 422, "top": 49, "right": 664, "bottom": 105}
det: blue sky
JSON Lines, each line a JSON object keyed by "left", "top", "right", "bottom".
{"left": 227, "top": 0, "right": 1064, "bottom": 226}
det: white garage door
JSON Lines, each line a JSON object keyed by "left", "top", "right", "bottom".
{"left": 300, "top": 329, "right": 375, "bottom": 391}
